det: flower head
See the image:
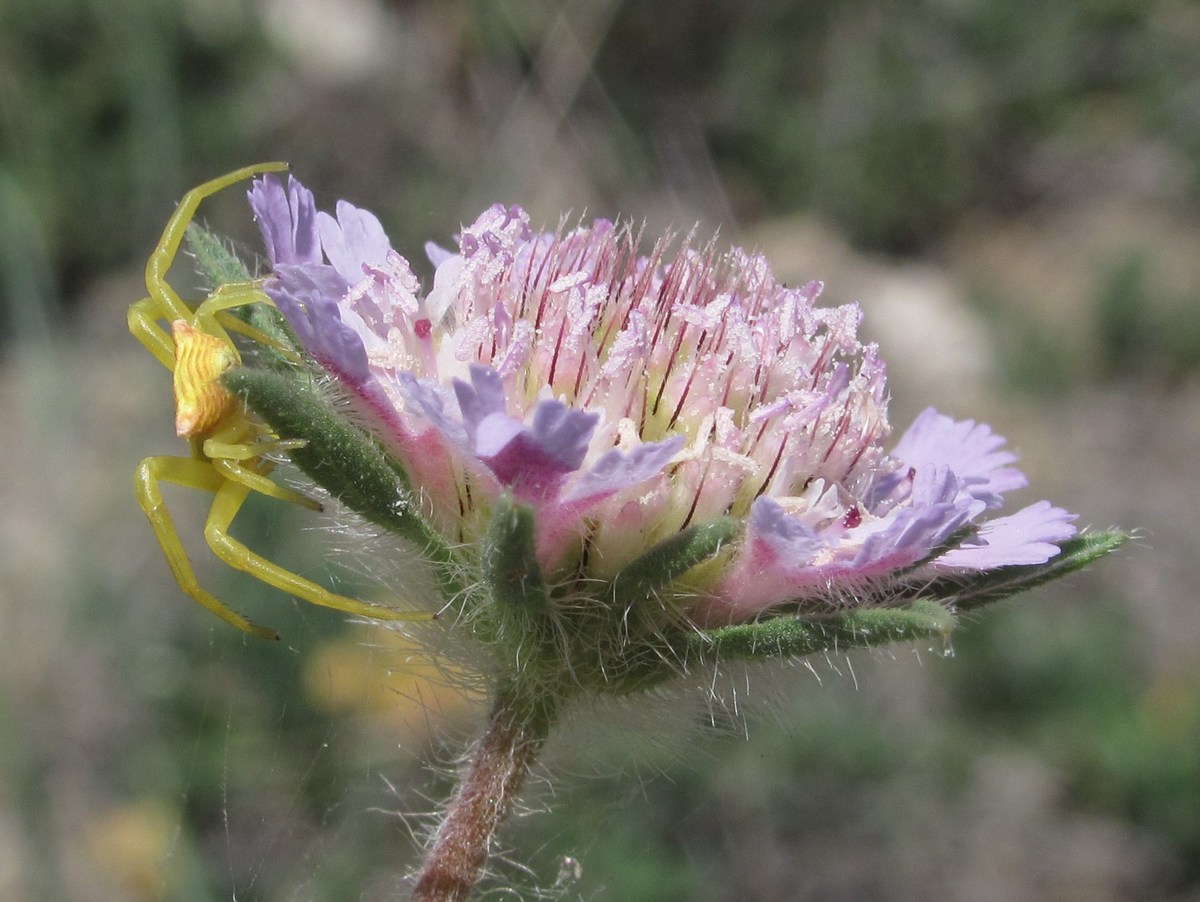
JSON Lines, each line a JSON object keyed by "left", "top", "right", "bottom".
{"left": 247, "top": 174, "right": 1079, "bottom": 627}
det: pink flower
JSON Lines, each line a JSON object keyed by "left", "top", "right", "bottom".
{"left": 248, "top": 174, "right": 1075, "bottom": 623}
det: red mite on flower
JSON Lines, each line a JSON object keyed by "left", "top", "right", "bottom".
{"left": 248, "top": 173, "right": 1077, "bottom": 625}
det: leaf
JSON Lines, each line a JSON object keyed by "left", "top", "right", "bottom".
{"left": 697, "top": 598, "right": 956, "bottom": 663}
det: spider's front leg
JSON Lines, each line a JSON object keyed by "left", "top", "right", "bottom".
{"left": 132, "top": 162, "right": 289, "bottom": 366}
{"left": 144, "top": 162, "right": 289, "bottom": 325}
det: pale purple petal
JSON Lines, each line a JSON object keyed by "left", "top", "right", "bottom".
{"left": 935, "top": 500, "right": 1077, "bottom": 569}
{"left": 471, "top": 412, "right": 525, "bottom": 459}
{"left": 401, "top": 365, "right": 602, "bottom": 503}
{"left": 453, "top": 366, "right": 596, "bottom": 473}
{"left": 425, "top": 252, "right": 465, "bottom": 323}
{"left": 890, "top": 408, "right": 1027, "bottom": 507}
{"left": 453, "top": 367, "right": 598, "bottom": 501}
{"left": 395, "top": 373, "right": 469, "bottom": 447}
{"left": 425, "top": 241, "right": 455, "bottom": 267}
{"left": 714, "top": 467, "right": 984, "bottom": 618}
{"left": 317, "top": 201, "right": 394, "bottom": 285}
{"left": 475, "top": 406, "right": 597, "bottom": 502}
{"left": 266, "top": 264, "right": 368, "bottom": 385}
{"left": 745, "top": 497, "right": 824, "bottom": 562}
{"left": 452, "top": 365, "right": 508, "bottom": 439}
{"left": 698, "top": 498, "right": 831, "bottom": 622}
{"left": 852, "top": 466, "right": 982, "bottom": 569}
{"left": 403, "top": 363, "right": 676, "bottom": 507}
{"left": 852, "top": 501, "right": 977, "bottom": 571}
{"left": 563, "top": 435, "right": 685, "bottom": 505}
{"left": 248, "top": 174, "right": 321, "bottom": 267}
{"left": 522, "top": 401, "right": 597, "bottom": 471}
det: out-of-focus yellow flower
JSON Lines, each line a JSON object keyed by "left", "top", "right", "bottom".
{"left": 85, "top": 798, "right": 179, "bottom": 902}
{"left": 304, "top": 629, "right": 481, "bottom": 743}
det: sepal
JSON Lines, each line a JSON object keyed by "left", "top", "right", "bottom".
{"left": 606, "top": 517, "right": 741, "bottom": 609}
{"left": 483, "top": 495, "right": 549, "bottom": 613}
{"left": 186, "top": 222, "right": 253, "bottom": 286}
{"left": 696, "top": 598, "right": 956, "bottom": 663}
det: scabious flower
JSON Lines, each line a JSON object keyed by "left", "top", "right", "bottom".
{"left": 246, "top": 174, "right": 1077, "bottom": 628}
{"left": 219, "top": 169, "right": 1123, "bottom": 900}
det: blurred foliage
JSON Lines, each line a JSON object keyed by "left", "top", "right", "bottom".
{"left": 952, "top": 600, "right": 1200, "bottom": 888}
{"left": 0, "top": 0, "right": 267, "bottom": 337}
{"left": 584, "top": 0, "right": 1195, "bottom": 250}
{"left": 973, "top": 248, "right": 1200, "bottom": 395}
{"left": 1094, "top": 252, "right": 1200, "bottom": 383}
{"left": 6, "top": 0, "right": 1200, "bottom": 334}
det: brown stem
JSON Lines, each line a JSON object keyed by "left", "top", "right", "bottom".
{"left": 412, "top": 691, "right": 552, "bottom": 901}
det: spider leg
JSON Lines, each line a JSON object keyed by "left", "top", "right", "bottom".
{"left": 128, "top": 296, "right": 178, "bottom": 371}
{"left": 203, "top": 435, "right": 308, "bottom": 462}
{"left": 204, "top": 477, "right": 435, "bottom": 624}
{"left": 193, "top": 282, "right": 280, "bottom": 352}
{"left": 201, "top": 422, "right": 319, "bottom": 510}
{"left": 210, "top": 456, "right": 322, "bottom": 511}
{"left": 144, "top": 162, "right": 289, "bottom": 326}
{"left": 190, "top": 281, "right": 305, "bottom": 365}
{"left": 135, "top": 455, "right": 280, "bottom": 640}
{"left": 194, "top": 281, "right": 271, "bottom": 319}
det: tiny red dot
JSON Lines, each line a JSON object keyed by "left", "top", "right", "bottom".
{"left": 415, "top": 318, "right": 432, "bottom": 338}
{"left": 842, "top": 506, "right": 862, "bottom": 529}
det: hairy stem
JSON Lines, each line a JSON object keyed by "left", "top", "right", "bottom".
{"left": 412, "top": 688, "right": 555, "bottom": 901}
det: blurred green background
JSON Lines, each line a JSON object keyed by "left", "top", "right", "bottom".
{"left": 2, "top": 0, "right": 1198, "bottom": 899}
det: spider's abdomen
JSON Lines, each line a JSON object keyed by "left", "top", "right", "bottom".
{"left": 172, "top": 320, "right": 238, "bottom": 437}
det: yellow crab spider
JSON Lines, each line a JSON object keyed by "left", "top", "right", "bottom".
{"left": 130, "top": 162, "right": 433, "bottom": 639}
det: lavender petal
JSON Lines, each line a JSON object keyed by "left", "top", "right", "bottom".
{"left": 891, "top": 408, "right": 1027, "bottom": 507}
{"left": 248, "top": 174, "right": 321, "bottom": 267}
{"left": 935, "top": 500, "right": 1078, "bottom": 569}
{"left": 317, "top": 201, "right": 394, "bottom": 285}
